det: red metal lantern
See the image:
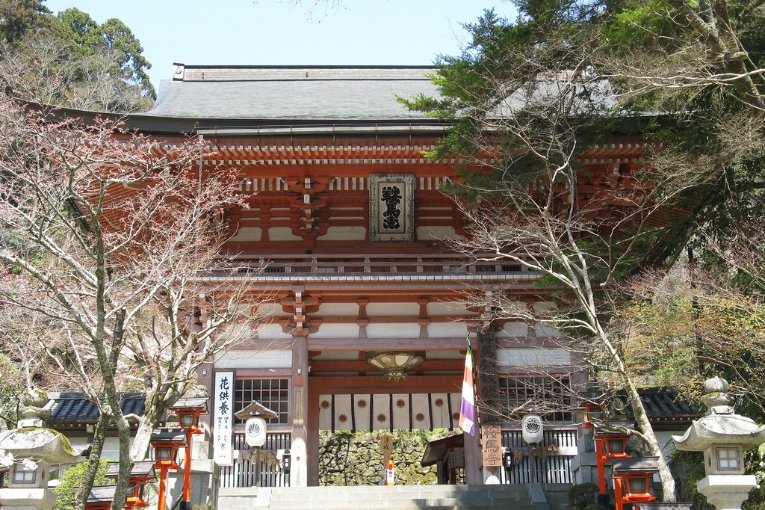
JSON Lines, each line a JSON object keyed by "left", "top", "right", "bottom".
{"left": 172, "top": 397, "right": 207, "bottom": 435}
{"left": 105, "top": 461, "right": 156, "bottom": 510}
{"left": 171, "top": 397, "right": 208, "bottom": 510}
{"left": 612, "top": 457, "right": 659, "bottom": 510}
{"left": 85, "top": 486, "right": 116, "bottom": 510}
{"left": 594, "top": 430, "right": 631, "bottom": 495}
{"left": 579, "top": 400, "right": 602, "bottom": 430}
{"left": 150, "top": 428, "right": 187, "bottom": 510}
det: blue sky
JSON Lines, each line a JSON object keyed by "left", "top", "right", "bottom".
{"left": 44, "top": 0, "right": 517, "bottom": 92}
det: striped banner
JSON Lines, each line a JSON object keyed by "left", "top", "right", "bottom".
{"left": 459, "top": 343, "right": 477, "bottom": 436}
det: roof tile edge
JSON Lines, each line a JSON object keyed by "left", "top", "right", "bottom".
{"left": 173, "top": 64, "right": 435, "bottom": 82}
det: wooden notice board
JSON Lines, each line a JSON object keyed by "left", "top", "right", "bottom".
{"left": 481, "top": 424, "right": 503, "bottom": 468}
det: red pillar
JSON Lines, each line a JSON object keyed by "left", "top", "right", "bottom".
{"left": 181, "top": 428, "right": 193, "bottom": 510}
{"left": 157, "top": 467, "right": 169, "bottom": 510}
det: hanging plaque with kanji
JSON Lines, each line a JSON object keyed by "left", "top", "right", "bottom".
{"left": 481, "top": 424, "right": 503, "bottom": 468}
{"left": 369, "top": 174, "right": 414, "bottom": 241}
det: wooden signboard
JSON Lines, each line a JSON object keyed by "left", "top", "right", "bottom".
{"left": 481, "top": 424, "right": 503, "bottom": 468}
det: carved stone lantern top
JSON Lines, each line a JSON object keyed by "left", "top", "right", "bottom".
{"left": 673, "top": 377, "right": 765, "bottom": 452}
{"left": 0, "top": 428, "right": 83, "bottom": 465}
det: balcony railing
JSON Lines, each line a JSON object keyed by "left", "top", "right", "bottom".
{"left": 206, "top": 254, "right": 538, "bottom": 282}
{"left": 218, "top": 431, "right": 292, "bottom": 489}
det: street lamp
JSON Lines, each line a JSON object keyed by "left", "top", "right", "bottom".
{"left": 150, "top": 428, "right": 187, "bottom": 510}
{"left": 105, "top": 461, "right": 156, "bottom": 510}
{"left": 611, "top": 457, "right": 659, "bottom": 510}
{"left": 593, "top": 429, "right": 631, "bottom": 500}
{"left": 171, "top": 397, "right": 208, "bottom": 510}
{"left": 85, "top": 486, "right": 116, "bottom": 510}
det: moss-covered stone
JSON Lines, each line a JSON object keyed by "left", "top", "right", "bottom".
{"left": 319, "top": 430, "right": 446, "bottom": 486}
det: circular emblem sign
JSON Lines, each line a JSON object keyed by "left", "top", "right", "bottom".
{"left": 521, "top": 414, "right": 544, "bottom": 444}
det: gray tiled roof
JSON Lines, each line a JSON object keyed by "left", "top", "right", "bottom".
{"left": 48, "top": 392, "right": 145, "bottom": 424}
{"left": 623, "top": 387, "right": 701, "bottom": 421}
{"left": 88, "top": 485, "right": 116, "bottom": 503}
{"left": 146, "top": 65, "right": 438, "bottom": 121}
{"left": 106, "top": 460, "right": 155, "bottom": 479}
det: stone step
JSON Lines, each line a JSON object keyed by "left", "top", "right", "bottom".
{"left": 218, "top": 484, "right": 542, "bottom": 510}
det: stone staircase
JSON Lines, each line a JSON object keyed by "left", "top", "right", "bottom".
{"left": 218, "top": 484, "right": 550, "bottom": 510}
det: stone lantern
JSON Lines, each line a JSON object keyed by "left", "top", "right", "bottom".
{"left": 0, "top": 394, "right": 83, "bottom": 510}
{"left": 673, "top": 377, "right": 765, "bottom": 510}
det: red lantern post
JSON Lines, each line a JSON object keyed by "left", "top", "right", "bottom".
{"left": 105, "top": 461, "right": 156, "bottom": 510}
{"left": 150, "top": 428, "right": 187, "bottom": 510}
{"left": 171, "top": 397, "right": 208, "bottom": 510}
{"left": 85, "top": 486, "right": 116, "bottom": 510}
{"left": 612, "top": 457, "right": 659, "bottom": 510}
{"left": 594, "top": 430, "right": 631, "bottom": 495}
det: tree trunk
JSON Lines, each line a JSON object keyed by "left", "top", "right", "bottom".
{"left": 130, "top": 416, "right": 157, "bottom": 461}
{"left": 110, "top": 412, "right": 133, "bottom": 510}
{"left": 594, "top": 322, "right": 677, "bottom": 501}
{"left": 74, "top": 412, "right": 109, "bottom": 510}
{"left": 624, "top": 378, "right": 677, "bottom": 501}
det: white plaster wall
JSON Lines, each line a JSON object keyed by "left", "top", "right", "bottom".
{"left": 268, "top": 226, "right": 302, "bottom": 241}
{"left": 497, "top": 348, "right": 571, "bottom": 367}
{"left": 310, "top": 323, "right": 360, "bottom": 338}
{"left": 99, "top": 437, "right": 121, "bottom": 459}
{"left": 366, "top": 302, "right": 419, "bottom": 316}
{"left": 309, "top": 351, "right": 359, "bottom": 360}
{"left": 416, "top": 226, "right": 460, "bottom": 241}
{"left": 655, "top": 430, "right": 683, "bottom": 457}
{"left": 533, "top": 301, "right": 556, "bottom": 313}
{"left": 230, "top": 226, "right": 262, "bottom": 241}
{"left": 316, "top": 226, "right": 366, "bottom": 241}
{"left": 255, "top": 303, "right": 291, "bottom": 317}
{"left": 67, "top": 436, "right": 125, "bottom": 460}
{"left": 215, "top": 350, "right": 292, "bottom": 369}
{"left": 427, "top": 322, "right": 468, "bottom": 338}
{"left": 502, "top": 322, "right": 529, "bottom": 337}
{"left": 366, "top": 323, "right": 421, "bottom": 338}
{"left": 257, "top": 323, "right": 293, "bottom": 339}
{"left": 427, "top": 302, "right": 471, "bottom": 316}
{"left": 536, "top": 323, "right": 564, "bottom": 337}
{"left": 316, "top": 303, "right": 359, "bottom": 316}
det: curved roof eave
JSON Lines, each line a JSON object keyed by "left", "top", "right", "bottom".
{"left": 16, "top": 100, "right": 451, "bottom": 136}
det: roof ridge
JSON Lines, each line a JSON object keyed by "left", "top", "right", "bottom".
{"left": 178, "top": 64, "right": 436, "bottom": 70}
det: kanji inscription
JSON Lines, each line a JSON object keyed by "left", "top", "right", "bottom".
{"left": 481, "top": 424, "right": 503, "bottom": 468}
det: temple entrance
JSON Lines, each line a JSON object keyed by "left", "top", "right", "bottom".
{"left": 307, "top": 372, "right": 466, "bottom": 486}
{"left": 314, "top": 390, "right": 464, "bottom": 486}
{"left": 318, "top": 428, "right": 463, "bottom": 486}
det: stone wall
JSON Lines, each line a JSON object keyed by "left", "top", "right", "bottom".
{"left": 319, "top": 430, "right": 442, "bottom": 486}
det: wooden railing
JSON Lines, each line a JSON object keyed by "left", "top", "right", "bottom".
{"left": 218, "top": 431, "right": 292, "bottom": 488}
{"left": 500, "top": 429, "right": 577, "bottom": 485}
{"left": 210, "top": 254, "right": 537, "bottom": 279}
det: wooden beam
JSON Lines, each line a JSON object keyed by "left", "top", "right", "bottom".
{"left": 307, "top": 337, "right": 469, "bottom": 351}
{"left": 309, "top": 358, "right": 463, "bottom": 373}
{"left": 308, "top": 374, "right": 461, "bottom": 394}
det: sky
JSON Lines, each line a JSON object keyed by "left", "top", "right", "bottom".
{"left": 43, "top": 0, "right": 517, "bottom": 93}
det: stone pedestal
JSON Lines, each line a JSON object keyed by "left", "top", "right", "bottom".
{"left": 697, "top": 474, "right": 758, "bottom": 510}
{"left": 0, "top": 488, "right": 56, "bottom": 510}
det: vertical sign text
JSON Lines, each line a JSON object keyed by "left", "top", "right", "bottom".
{"left": 213, "top": 371, "right": 234, "bottom": 466}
